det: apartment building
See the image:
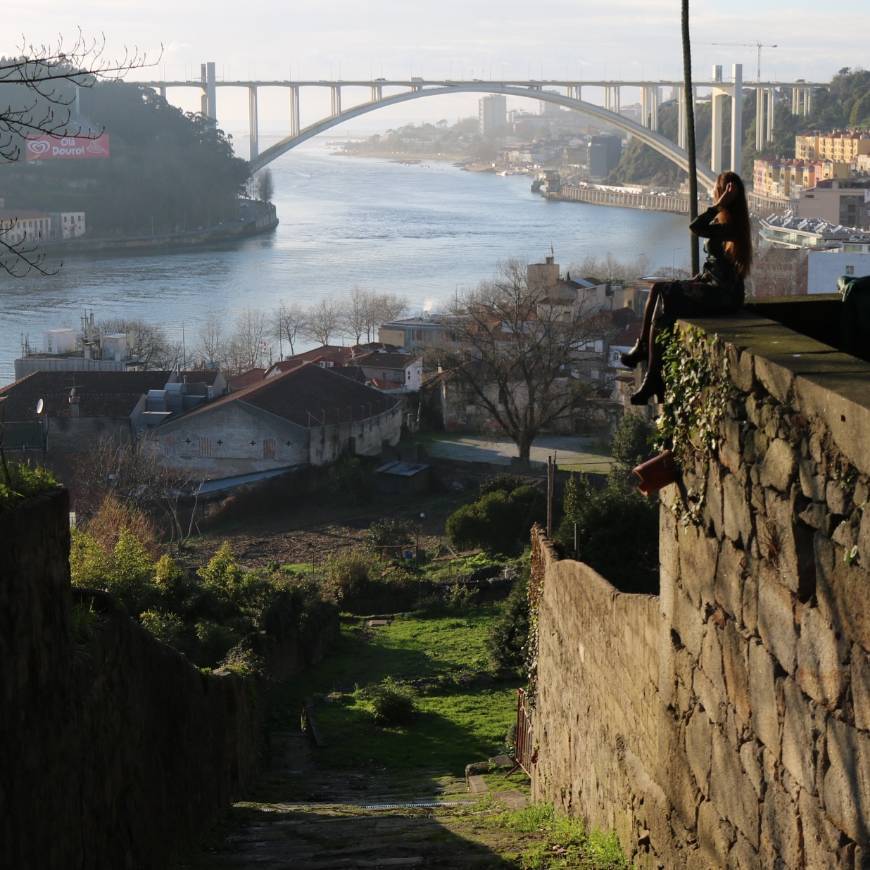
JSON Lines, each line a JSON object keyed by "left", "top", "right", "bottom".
{"left": 753, "top": 158, "right": 850, "bottom": 199}
{"left": 795, "top": 131, "right": 870, "bottom": 164}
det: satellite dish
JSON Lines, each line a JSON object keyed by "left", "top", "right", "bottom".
{"left": 36, "top": 398, "right": 44, "bottom": 415}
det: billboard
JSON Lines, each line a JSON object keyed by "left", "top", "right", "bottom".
{"left": 25, "top": 134, "right": 110, "bottom": 161}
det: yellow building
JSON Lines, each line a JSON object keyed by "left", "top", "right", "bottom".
{"left": 753, "top": 158, "right": 850, "bottom": 198}
{"left": 795, "top": 131, "right": 870, "bottom": 164}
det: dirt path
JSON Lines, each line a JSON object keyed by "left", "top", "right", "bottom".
{"left": 181, "top": 731, "right": 527, "bottom": 869}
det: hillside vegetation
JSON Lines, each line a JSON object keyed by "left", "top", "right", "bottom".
{"left": 2, "top": 78, "right": 249, "bottom": 235}
{"left": 609, "top": 67, "right": 870, "bottom": 187}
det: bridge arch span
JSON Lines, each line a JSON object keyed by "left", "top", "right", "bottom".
{"left": 250, "top": 84, "right": 716, "bottom": 188}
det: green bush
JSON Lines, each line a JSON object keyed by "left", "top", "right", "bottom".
{"left": 321, "top": 549, "right": 372, "bottom": 604}
{"left": 610, "top": 412, "right": 654, "bottom": 469}
{"left": 0, "top": 461, "right": 57, "bottom": 511}
{"left": 478, "top": 474, "right": 528, "bottom": 497}
{"left": 366, "top": 518, "right": 414, "bottom": 557}
{"left": 369, "top": 677, "right": 417, "bottom": 726}
{"left": 486, "top": 569, "right": 530, "bottom": 675}
{"left": 558, "top": 474, "right": 659, "bottom": 594}
{"left": 140, "top": 609, "right": 187, "bottom": 648}
{"left": 446, "top": 484, "right": 545, "bottom": 553}
{"left": 194, "top": 619, "right": 240, "bottom": 664}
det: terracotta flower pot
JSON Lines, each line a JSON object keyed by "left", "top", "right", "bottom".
{"left": 632, "top": 449, "right": 679, "bottom": 496}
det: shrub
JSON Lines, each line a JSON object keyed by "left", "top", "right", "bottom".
{"left": 84, "top": 493, "right": 159, "bottom": 557}
{"left": 446, "top": 485, "right": 545, "bottom": 553}
{"left": 558, "top": 474, "right": 659, "bottom": 594}
{"left": 486, "top": 569, "right": 530, "bottom": 675}
{"left": 0, "top": 461, "right": 57, "bottom": 511}
{"left": 321, "top": 549, "right": 372, "bottom": 604}
{"left": 366, "top": 518, "right": 414, "bottom": 557}
{"left": 610, "top": 411, "right": 654, "bottom": 469}
{"left": 194, "top": 619, "right": 240, "bottom": 664}
{"left": 219, "top": 643, "right": 264, "bottom": 677}
{"left": 479, "top": 474, "right": 528, "bottom": 497}
{"left": 326, "top": 455, "right": 372, "bottom": 505}
{"left": 140, "top": 609, "right": 187, "bottom": 648}
{"left": 369, "top": 677, "right": 416, "bottom": 726}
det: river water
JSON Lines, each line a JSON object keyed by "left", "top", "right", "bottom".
{"left": 0, "top": 139, "right": 692, "bottom": 382}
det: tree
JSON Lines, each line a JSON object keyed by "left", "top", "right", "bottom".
{"left": 197, "top": 313, "right": 228, "bottom": 369}
{"left": 99, "top": 317, "right": 180, "bottom": 369}
{"left": 370, "top": 292, "right": 408, "bottom": 340}
{"left": 441, "top": 259, "right": 607, "bottom": 461}
{"left": 229, "top": 308, "right": 270, "bottom": 372}
{"left": 0, "top": 33, "right": 158, "bottom": 276}
{"left": 304, "top": 299, "right": 340, "bottom": 346}
{"left": 255, "top": 168, "right": 274, "bottom": 203}
{"left": 273, "top": 302, "right": 307, "bottom": 358}
{"left": 340, "top": 286, "right": 370, "bottom": 345}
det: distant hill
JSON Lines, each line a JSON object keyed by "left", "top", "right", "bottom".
{"left": 608, "top": 68, "right": 870, "bottom": 187}
{"left": 1, "top": 79, "right": 250, "bottom": 236}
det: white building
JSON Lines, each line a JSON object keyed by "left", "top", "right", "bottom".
{"left": 479, "top": 95, "right": 507, "bottom": 136}
{"left": 807, "top": 251, "right": 870, "bottom": 295}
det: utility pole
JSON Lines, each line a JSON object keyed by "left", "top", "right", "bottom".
{"left": 682, "top": 1, "right": 700, "bottom": 275}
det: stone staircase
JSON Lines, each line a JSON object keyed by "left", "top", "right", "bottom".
{"left": 181, "top": 732, "right": 518, "bottom": 869}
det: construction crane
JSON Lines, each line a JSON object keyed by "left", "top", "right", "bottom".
{"left": 703, "top": 42, "right": 779, "bottom": 82}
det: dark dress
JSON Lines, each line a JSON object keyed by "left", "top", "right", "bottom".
{"left": 656, "top": 205, "right": 745, "bottom": 326}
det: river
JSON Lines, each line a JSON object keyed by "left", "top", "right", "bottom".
{"left": 0, "top": 139, "right": 692, "bottom": 382}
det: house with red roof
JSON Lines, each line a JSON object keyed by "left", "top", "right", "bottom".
{"left": 146, "top": 362, "right": 402, "bottom": 482}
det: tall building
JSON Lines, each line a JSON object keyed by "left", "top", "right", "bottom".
{"left": 588, "top": 134, "right": 622, "bottom": 179}
{"left": 478, "top": 94, "right": 507, "bottom": 136}
{"left": 795, "top": 131, "right": 870, "bottom": 164}
{"left": 753, "top": 158, "right": 850, "bottom": 199}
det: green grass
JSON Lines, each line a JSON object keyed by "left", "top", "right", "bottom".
{"left": 493, "top": 803, "right": 629, "bottom": 869}
{"left": 280, "top": 562, "right": 315, "bottom": 576}
{"left": 273, "top": 604, "right": 520, "bottom": 776}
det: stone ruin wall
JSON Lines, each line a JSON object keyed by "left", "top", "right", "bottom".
{"left": 531, "top": 314, "right": 870, "bottom": 868}
{"left": 1, "top": 490, "right": 262, "bottom": 870}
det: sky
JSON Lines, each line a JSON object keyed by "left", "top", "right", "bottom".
{"left": 4, "top": 0, "right": 867, "bottom": 136}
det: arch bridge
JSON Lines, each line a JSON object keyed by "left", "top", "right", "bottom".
{"left": 143, "top": 65, "right": 827, "bottom": 186}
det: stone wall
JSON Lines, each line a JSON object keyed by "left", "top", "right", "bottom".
{"left": 531, "top": 311, "right": 870, "bottom": 868}
{"left": 0, "top": 490, "right": 263, "bottom": 870}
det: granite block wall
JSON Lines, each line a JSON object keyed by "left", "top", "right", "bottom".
{"left": 531, "top": 313, "right": 870, "bottom": 868}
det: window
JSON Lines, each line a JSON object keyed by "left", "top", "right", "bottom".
{"left": 263, "top": 438, "right": 277, "bottom": 459}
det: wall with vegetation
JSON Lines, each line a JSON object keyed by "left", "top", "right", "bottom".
{"left": 531, "top": 311, "right": 870, "bottom": 868}
{"left": 0, "top": 489, "right": 262, "bottom": 870}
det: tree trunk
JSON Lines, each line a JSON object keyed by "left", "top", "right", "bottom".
{"left": 681, "top": 0, "right": 700, "bottom": 274}
{"left": 517, "top": 434, "right": 532, "bottom": 462}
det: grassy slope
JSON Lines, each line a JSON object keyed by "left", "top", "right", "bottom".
{"left": 275, "top": 605, "right": 520, "bottom": 776}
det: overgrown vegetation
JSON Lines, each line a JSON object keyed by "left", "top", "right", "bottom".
{"left": 557, "top": 471, "right": 659, "bottom": 594}
{"left": 446, "top": 478, "right": 545, "bottom": 553}
{"left": 70, "top": 525, "right": 336, "bottom": 670}
{"left": 486, "top": 567, "right": 530, "bottom": 675}
{"left": 495, "top": 803, "right": 629, "bottom": 869}
{"left": 0, "top": 460, "right": 57, "bottom": 510}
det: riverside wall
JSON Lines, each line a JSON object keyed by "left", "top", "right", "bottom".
{"left": 0, "top": 489, "right": 262, "bottom": 870}
{"left": 531, "top": 310, "right": 870, "bottom": 868}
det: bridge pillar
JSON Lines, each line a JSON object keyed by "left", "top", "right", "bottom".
{"left": 159, "top": 84, "right": 167, "bottom": 101}
{"left": 330, "top": 85, "right": 342, "bottom": 117}
{"left": 791, "top": 85, "right": 799, "bottom": 115}
{"left": 677, "top": 86, "right": 687, "bottom": 149}
{"left": 289, "top": 85, "right": 300, "bottom": 137}
{"left": 651, "top": 86, "right": 659, "bottom": 130}
{"left": 766, "top": 87, "right": 775, "bottom": 143}
{"left": 711, "top": 66, "right": 725, "bottom": 170}
{"left": 200, "top": 61, "right": 217, "bottom": 120}
{"left": 804, "top": 86, "right": 812, "bottom": 115}
{"left": 731, "top": 64, "right": 743, "bottom": 177}
{"left": 370, "top": 83, "right": 382, "bottom": 103}
{"left": 248, "top": 86, "right": 259, "bottom": 161}
{"left": 755, "top": 86, "right": 765, "bottom": 151}
{"left": 641, "top": 87, "right": 649, "bottom": 129}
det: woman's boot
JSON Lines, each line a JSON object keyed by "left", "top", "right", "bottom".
{"left": 630, "top": 369, "right": 664, "bottom": 405}
{"left": 619, "top": 338, "right": 648, "bottom": 369}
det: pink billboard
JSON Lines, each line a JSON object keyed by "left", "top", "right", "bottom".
{"left": 25, "top": 134, "right": 111, "bottom": 161}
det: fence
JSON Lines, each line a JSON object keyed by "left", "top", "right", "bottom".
{"left": 513, "top": 687, "right": 536, "bottom": 775}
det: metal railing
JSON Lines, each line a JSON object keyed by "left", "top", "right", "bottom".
{"left": 513, "top": 688, "right": 536, "bottom": 775}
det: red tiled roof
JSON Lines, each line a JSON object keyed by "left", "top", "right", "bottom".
{"left": 164, "top": 362, "right": 398, "bottom": 429}
{"left": 228, "top": 368, "right": 265, "bottom": 390}
{"left": 0, "top": 370, "right": 170, "bottom": 420}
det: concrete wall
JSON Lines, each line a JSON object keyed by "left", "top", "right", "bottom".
{"left": 531, "top": 312, "right": 870, "bottom": 868}
{"left": 309, "top": 405, "right": 403, "bottom": 465}
{"left": 1, "top": 489, "right": 262, "bottom": 870}
{"left": 153, "top": 401, "right": 308, "bottom": 477}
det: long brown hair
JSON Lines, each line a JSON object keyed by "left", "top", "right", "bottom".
{"left": 715, "top": 171, "right": 752, "bottom": 277}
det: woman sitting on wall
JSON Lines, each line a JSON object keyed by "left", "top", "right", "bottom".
{"left": 622, "top": 170, "right": 753, "bottom": 404}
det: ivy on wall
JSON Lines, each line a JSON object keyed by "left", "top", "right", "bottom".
{"left": 655, "top": 326, "right": 736, "bottom": 524}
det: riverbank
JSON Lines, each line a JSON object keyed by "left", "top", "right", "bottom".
{"left": 43, "top": 200, "right": 278, "bottom": 259}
